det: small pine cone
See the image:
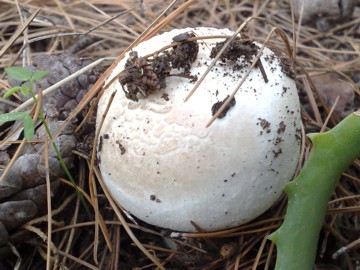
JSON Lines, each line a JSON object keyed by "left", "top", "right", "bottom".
{"left": 0, "top": 222, "right": 8, "bottom": 246}
{"left": 8, "top": 54, "right": 103, "bottom": 121}
{"left": 8, "top": 181, "right": 60, "bottom": 211}
{"left": 0, "top": 201, "right": 38, "bottom": 231}
{"left": 0, "top": 170, "right": 21, "bottom": 200}
{"left": 1, "top": 54, "right": 104, "bottom": 260}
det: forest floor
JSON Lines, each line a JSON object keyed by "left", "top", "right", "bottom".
{"left": 0, "top": 1, "right": 359, "bottom": 269}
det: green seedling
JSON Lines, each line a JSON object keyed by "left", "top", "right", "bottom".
{"left": 269, "top": 110, "right": 360, "bottom": 270}
{"left": 2, "top": 66, "right": 91, "bottom": 216}
{"left": 0, "top": 67, "right": 48, "bottom": 139}
{"left": 0, "top": 111, "right": 34, "bottom": 140}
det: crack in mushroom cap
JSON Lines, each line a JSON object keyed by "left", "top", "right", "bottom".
{"left": 97, "top": 27, "right": 301, "bottom": 232}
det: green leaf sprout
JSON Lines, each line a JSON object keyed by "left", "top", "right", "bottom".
{"left": 2, "top": 67, "right": 48, "bottom": 140}
{"left": 2, "top": 65, "right": 90, "bottom": 216}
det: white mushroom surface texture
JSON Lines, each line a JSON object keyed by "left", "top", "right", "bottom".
{"left": 97, "top": 27, "right": 301, "bottom": 232}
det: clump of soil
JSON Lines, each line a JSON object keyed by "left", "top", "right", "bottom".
{"left": 119, "top": 32, "right": 199, "bottom": 101}
{"left": 211, "top": 95, "right": 236, "bottom": 119}
{"left": 210, "top": 36, "right": 259, "bottom": 63}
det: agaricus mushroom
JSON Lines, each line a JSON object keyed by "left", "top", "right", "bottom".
{"left": 97, "top": 27, "right": 301, "bottom": 232}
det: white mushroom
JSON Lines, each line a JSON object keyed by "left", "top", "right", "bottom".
{"left": 97, "top": 27, "right": 301, "bottom": 232}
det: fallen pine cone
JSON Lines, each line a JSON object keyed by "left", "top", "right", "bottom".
{"left": 0, "top": 54, "right": 103, "bottom": 262}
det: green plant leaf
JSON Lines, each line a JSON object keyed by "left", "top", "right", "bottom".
{"left": 22, "top": 114, "right": 35, "bottom": 140}
{"left": 3, "top": 86, "right": 22, "bottom": 98}
{"left": 32, "top": 70, "right": 48, "bottom": 81}
{"left": 0, "top": 112, "right": 28, "bottom": 122}
{"left": 5, "top": 67, "right": 33, "bottom": 81}
{"left": 0, "top": 112, "right": 34, "bottom": 140}
{"left": 20, "top": 85, "right": 29, "bottom": 96}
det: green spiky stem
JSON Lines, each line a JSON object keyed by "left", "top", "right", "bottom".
{"left": 269, "top": 110, "right": 360, "bottom": 270}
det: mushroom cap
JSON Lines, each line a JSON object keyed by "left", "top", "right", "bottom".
{"left": 97, "top": 27, "right": 301, "bottom": 232}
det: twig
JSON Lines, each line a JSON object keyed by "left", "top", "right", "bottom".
{"left": 332, "top": 238, "right": 360, "bottom": 259}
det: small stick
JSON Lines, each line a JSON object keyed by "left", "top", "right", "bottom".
{"left": 332, "top": 238, "right": 360, "bottom": 259}
{"left": 256, "top": 59, "right": 268, "bottom": 83}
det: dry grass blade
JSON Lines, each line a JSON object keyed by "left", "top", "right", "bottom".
{"left": 43, "top": 136, "right": 52, "bottom": 270}
{"left": 142, "top": 0, "right": 197, "bottom": 41}
{"left": 94, "top": 167, "right": 166, "bottom": 270}
{"left": 303, "top": 77, "right": 323, "bottom": 124}
{"left": 320, "top": 96, "right": 340, "bottom": 132}
{"left": 56, "top": 249, "right": 99, "bottom": 270}
{"left": 332, "top": 238, "right": 360, "bottom": 259}
{"left": 89, "top": 91, "right": 116, "bottom": 255}
{"left": 0, "top": 140, "right": 26, "bottom": 182}
{"left": 0, "top": 8, "right": 41, "bottom": 58}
